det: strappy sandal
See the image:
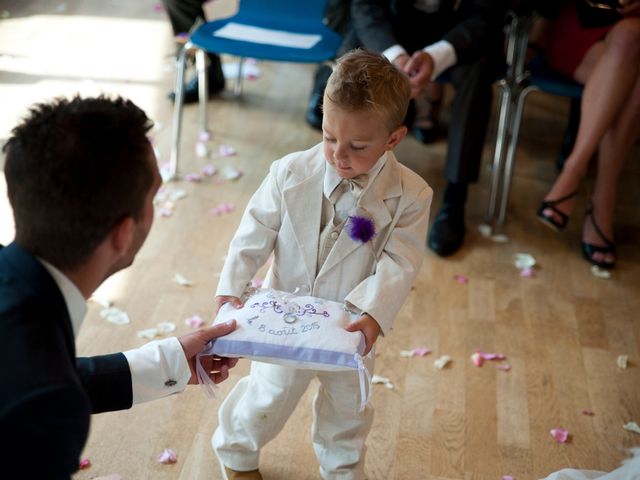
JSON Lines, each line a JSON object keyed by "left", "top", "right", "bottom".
{"left": 536, "top": 190, "right": 578, "bottom": 232}
{"left": 582, "top": 204, "right": 616, "bottom": 269}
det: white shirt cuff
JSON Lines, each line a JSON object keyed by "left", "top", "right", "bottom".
{"left": 423, "top": 40, "right": 457, "bottom": 80}
{"left": 123, "top": 337, "right": 190, "bottom": 405}
{"left": 382, "top": 44, "right": 407, "bottom": 65}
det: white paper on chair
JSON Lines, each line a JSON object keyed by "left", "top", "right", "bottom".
{"left": 212, "top": 23, "right": 321, "bottom": 49}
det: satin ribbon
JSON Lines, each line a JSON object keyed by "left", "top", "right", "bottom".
{"left": 355, "top": 353, "right": 372, "bottom": 412}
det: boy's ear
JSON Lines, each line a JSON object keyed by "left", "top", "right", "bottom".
{"left": 386, "top": 125, "right": 408, "bottom": 150}
{"left": 109, "top": 216, "right": 136, "bottom": 257}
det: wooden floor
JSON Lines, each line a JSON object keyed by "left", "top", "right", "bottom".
{"left": 1, "top": 1, "right": 639, "bottom": 479}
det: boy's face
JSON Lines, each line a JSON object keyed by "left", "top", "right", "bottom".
{"left": 322, "top": 98, "right": 407, "bottom": 179}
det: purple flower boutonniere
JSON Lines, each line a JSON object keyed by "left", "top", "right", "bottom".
{"left": 346, "top": 213, "right": 378, "bottom": 260}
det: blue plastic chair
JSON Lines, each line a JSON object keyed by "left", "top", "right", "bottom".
{"left": 168, "top": 0, "right": 342, "bottom": 179}
{"left": 486, "top": 13, "right": 584, "bottom": 225}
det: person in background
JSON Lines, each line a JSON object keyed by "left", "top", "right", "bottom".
{"left": 535, "top": 0, "right": 640, "bottom": 269}
{"left": 350, "top": 0, "right": 508, "bottom": 257}
{"left": 0, "top": 95, "right": 238, "bottom": 479}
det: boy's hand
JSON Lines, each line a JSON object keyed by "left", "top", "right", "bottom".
{"left": 345, "top": 313, "right": 381, "bottom": 356}
{"left": 215, "top": 295, "right": 243, "bottom": 314}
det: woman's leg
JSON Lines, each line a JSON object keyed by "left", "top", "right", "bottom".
{"left": 542, "top": 19, "right": 640, "bottom": 222}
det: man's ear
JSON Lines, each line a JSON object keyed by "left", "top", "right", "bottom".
{"left": 386, "top": 125, "right": 408, "bottom": 150}
{"left": 109, "top": 216, "right": 136, "bottom": 256}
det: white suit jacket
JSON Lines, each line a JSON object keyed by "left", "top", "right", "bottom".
{"left": 216, "top": 143, "right": 432, "bottom": 335}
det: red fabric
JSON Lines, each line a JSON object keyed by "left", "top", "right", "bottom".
{"left": 545, "top": 4, "right": 614, "bottom": 79}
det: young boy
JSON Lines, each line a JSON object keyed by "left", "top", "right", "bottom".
{"left": 212, "top": 49, "right": 433, "bottom": 480}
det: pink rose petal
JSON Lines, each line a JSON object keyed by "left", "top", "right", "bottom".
{"left": 502, "top": 476, "right": 515, "bottom": 480}
{"left": 477, "top": 351, "right": 506, "bottom": 361}
{"left": 201, "top": 164, "right": 217, "bottom": 176}
{"left": 497, "top": 363, "right": 511, "bottom": 371}
{"left": 581, "top": 409, "right": 595, "bottom": 416}
{"left": 210, "top": 202, "right": 235, "bottom": 215}
{"left": 185, "top": 315, "right": 204, "bottom": 329}
{"left": 550, "top": 428, "right": 569, "bottom": 443}
{"left": 219, "top": 144, "right": 236, "bottom": 157}
{"left": 157, "top": 448, "right": 177, "bottom": 464}
{"left": 79, "top": 458, "right": 91, "bottom": 469}
{"left": 199, "top": 130, "right": 212, "bottom": 142}
{"left": 185, "top": 172, "right": 202, "bottom": 183}
{"left": 413, "top": 347, "right": 432, "bottom": 357}
{"left": 520, "top": 266, "right": 536, "bottom": 278}
{"left": 454, "top": 274, "right": 469, "bottom": 284}
{"left": 251, "top": 278, "right": 263, "bottom": 288}
{"left": 471, "top": 352, "right": 484, "bottom": 367}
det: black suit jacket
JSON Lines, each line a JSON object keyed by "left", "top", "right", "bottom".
{"left": 0, "top": 243, "right": 133, "bottom": 479}
{"left": 351, "top": 0, "right": 508, "bottom": 64}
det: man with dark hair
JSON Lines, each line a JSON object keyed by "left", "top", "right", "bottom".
{"left": 0, "top": 95, "right": 237, "bottom": 478}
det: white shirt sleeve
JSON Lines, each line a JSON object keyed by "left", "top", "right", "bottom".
{"left": 123, "top": 337, "right": 191, "bottom": 405}
{"left": 382, "top": 44, "right": 408, "bottom": 64}
{"left": 423, "top": 40, "right": 457, "bottom": 80}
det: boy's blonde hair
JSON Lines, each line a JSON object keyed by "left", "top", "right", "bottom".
{"left": 324, "top": 49, "right": 411, "bottom": 131}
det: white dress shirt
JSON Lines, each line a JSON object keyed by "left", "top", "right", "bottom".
{"left": 39, "top": 259, "right": 190, "bottom": 404}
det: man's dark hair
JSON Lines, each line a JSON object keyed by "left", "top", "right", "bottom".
{"left": 3, "top": 95, "right": 154, "bottom": 270}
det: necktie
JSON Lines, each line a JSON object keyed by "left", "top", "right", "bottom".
{"left": 329, "top": 174, "right": 369, "bottom": 203}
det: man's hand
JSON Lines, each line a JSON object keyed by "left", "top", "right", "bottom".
{"left": 345, "top": 314, "right": 381, "bottom": 356}
{"left": 403, "top": 51, "right": 434, "bottom": 98}
{"left": 618, "top": 0, "right": 640, "bottom": 16}
{"left": 178, "top": 321, "right": 239, "bottom": 384}
{"left": 215, "top": 295, "right": 243, "bottom": 314}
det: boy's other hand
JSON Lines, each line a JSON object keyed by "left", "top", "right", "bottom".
{"left": 345, "top": 313, "right": 381, "bottom": 356}
{"left": 215, "top": 295, "right": 243, "bottom": 314}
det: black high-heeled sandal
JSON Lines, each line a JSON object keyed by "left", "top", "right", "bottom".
{"left": 582, "top": 204, "right": 616, "bottom": 269}
{"left": 536, "top": 190, "right": 578, "bottom": 232}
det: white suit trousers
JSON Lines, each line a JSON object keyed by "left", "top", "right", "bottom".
{"left": 212, "top": 359, "right": 374, "bottom": 479}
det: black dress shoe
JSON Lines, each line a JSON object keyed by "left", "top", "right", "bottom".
{"left": 168, "top": 60, "right": 225, "bottom": 104}
{"left": 428, "top": 207, "right": 465, "bottom": 257}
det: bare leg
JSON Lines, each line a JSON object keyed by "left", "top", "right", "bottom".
{"left": 542, "top": 19, "right": 640, "bottom": 223}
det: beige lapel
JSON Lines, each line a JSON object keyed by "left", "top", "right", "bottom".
{"left": 282, "top": 160, "right": 325, "bottom": 286}
{"left": 317, "top": 155, "right": 403, "bottom": 278}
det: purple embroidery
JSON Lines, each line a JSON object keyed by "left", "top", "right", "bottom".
{"left": 250, "top": 301, "right": 330, "bottom": 318}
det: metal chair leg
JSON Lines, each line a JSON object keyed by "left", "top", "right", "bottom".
{"left": 497, "top": 86, "right": 536, "bottom": 224}
{"left": 234, "top": 57, "right": 244, "bottom": 96}
{"left": 196, "top": 48, "right": 209, "bottom": 136}
{"left": 169, "top": 45, "right": 190, "bottom": 181}
{"left": 486, "top": 81, "right": 513, "bottom": 221}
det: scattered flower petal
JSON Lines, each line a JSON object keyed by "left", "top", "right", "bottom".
{"left": 413, "top": 347, "right": 431, "bottom": 357}
{"left": 185, "top": 315, "right": 204, "bottom": 328}
{"left": 185, "top": 172, "right": 202, "bottom": 183}
{"left": 478, "top": 223, "right": 492, "bottom": 237}
{"left": 199, "top": 130, "right": 212, "bottom": 142}
{"left": 617, "top": 355, "right": 628, "bottom": 369}
{"left": 581, "top": 409, "right": 595, "bottom": 416}
{"left": 623, "top": 422, "right": 640, "bottom": 435}
{"left": 590, "top": 265, "right": 611, "bottom": 279}
{"left": 169, "top": 189, "right": 187, "bottom": 201}
{"left": 158, "top": 202, "right": 174, "bottom": 217}
{"left": 251, "top": 277, "right": 263, "bottom": 288}
{"left": 220, "top": 165, "right": 243, "bottom": 181}
{"left": 174, "top": 273, "right": 195, "bottom": 286}
{"left": 514, "top": 253, "right": 536, "bottom": 270}
{"left": 157, "top": 322, "right": 176, "bottom": 334}
{"left": 210, "top": 202, "right": 236, "bottom": 215}
{"left": 520, "top": 266, "right": 536, "bottom": 278}
{"left": 477, "top": 351, "right": 506, "bottom": 361}
{"left": 471, "top": 352, "right": 484, "bottom": 367}
{"left": 137, "top": 328, "right": 159, "bottom": 339}
{"left": 497, "top": 364, "right": 512, "bottom": 372}
{"left": 454, "top": 274, "right": 469, "bottom": 284}
{"left": 371, "top": 374, "right": 394, "bottom": 389}
{"left": 219, "top": 144, "right": 237, "bottom": 157}
{"left": 89, "top": 295, "right": 112, "bottom": 308}
{"left": 201, "top": 164, "right": 217, "bottom": 176}
{"left": 399, "top": 350, "right": 414, "bottom": 358}
{"left": 491, "top": 234, "right": 510, "bottom": 243}
{"left": 195, "top": 142, "right": 208, "bottom": 158}
{"left": 434, "top": 355, "right": 451, "bottom": 369}
{"left": 550, "top": 428, "right": 569, "bottom": 443}
{"left": 157, "top": 448, "right": 177, "bottom": 464}
{"left": 502, "top": 476, "right": 515, "bottom": 480}
{"left": 100, "top": 307, "right": 131, "bottom": 325}
{"left": 79, "top": 458, "right": 91, "bottom": 469}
